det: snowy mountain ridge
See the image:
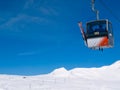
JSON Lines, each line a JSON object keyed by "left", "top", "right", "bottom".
{"left": 0, "top": 60, "right": 120, "bottom": 90}
{"left": 50, "top": 60, "right": 120, "bottom": 79}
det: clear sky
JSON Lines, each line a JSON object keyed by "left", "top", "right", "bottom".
{"left": 0, "top": 0, "right": 120, "bottom": 75}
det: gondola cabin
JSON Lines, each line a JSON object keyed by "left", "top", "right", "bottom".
{"left": 86, "top": 19, "right": 114, "bottom": 49}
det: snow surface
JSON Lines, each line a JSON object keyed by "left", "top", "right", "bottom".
{"left": 0, "top": 60, "right": 120, "bottom": 90}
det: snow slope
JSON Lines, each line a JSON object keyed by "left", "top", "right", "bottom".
{"left": 0, "top": 60, "right": 120, "bottom": 90}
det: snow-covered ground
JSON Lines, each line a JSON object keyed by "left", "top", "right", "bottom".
{"left": 0, "top": 60, "right": 120, "bottom": 90}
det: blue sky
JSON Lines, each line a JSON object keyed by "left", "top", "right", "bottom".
{"left": 0, "top": 0, "right": 120, "bottom": 75}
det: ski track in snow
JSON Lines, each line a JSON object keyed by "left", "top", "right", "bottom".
{"left": 0, "top": 60, "right": 120, "bottom": 90}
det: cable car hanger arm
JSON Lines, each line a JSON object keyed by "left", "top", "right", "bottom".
{"left": 91, "top": 0, "right": 99, "bottom": 20}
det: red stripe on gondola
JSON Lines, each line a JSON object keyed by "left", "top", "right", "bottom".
{"left": 98, "top": 37, "right": 108, "bottom": 47}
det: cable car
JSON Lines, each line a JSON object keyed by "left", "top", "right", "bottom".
{"left": 86, "top": 19, "right": 113, "bottom": 49}
{"left": 78, "top": 0, "right": 114, "bottom": 50}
